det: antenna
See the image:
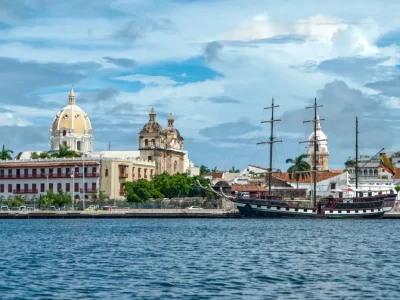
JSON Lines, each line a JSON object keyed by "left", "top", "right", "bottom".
{"left": 299, "top": 97, "right": 327, "bottom": 208}
{"left": 257, "top": 97, "right": 282, "bottom": 195}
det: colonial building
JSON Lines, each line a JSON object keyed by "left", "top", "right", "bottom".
{"left": 0, "top": 155, "right": 156, "bottom": 203}
{"left": 50, "top": 88, "right": 94, "bottom": 153}
{"left": 307, "top": 115, "right": 329, "bottom": 170}
{"left": 139, "top": 108, "right": 185, "bottom": 175}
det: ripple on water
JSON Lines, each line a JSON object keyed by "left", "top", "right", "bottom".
{"left": 0, "top": 219, "right": 400, "bottom": 299}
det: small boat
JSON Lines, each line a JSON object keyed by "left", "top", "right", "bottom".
{"left": 233, "top": 98, "right": 397, "bottom": 219}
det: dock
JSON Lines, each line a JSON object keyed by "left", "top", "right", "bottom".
{"left": 0, "top": 209, "right": 241, "bottom": 219}
{"left": 0, "top": 210, "right": 400, "bottom": 219}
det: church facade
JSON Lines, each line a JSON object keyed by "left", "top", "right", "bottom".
{"left": 307, "top": 115, "right": 329, "bottom": 170}
{"left": 139, "top": 108, "right": 185, "bottom": 175}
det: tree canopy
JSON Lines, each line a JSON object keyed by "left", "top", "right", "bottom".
{"left": 31, "top": 152, "right": 51, "bottom": 159}
{"left": 122, "top": 172, "right": 212, "bottom": 202}
{"left": 285, "top": 154, "right": 311, "bottom": 187}
{"left": 51, "top": 145, "right": 81, "bottom": 158}
{"left": 0, "top": 145, "right": 13, "bottom": 160}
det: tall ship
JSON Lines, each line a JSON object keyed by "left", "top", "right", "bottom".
{"left": 234, "top": 98, "right": 396, "bottom": 219}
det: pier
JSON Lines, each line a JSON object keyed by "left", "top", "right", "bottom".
{"left": 0, "top": 209, "right": 400, "bottom": 219}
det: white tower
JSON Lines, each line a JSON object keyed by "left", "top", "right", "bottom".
{"left": 307, "top": 115, "right": 329, "bottom": 170}
{"left": 50, "top": 88, "right": 94, "bottom": 153}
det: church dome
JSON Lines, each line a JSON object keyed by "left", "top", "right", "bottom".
{"left": 49, "top": 88, "right": 94, "bottom": 153}
{"left": 140, "top": 107, "right": 163, "bottom": 134}
{"left": 51, "top": 88, "right": 92, "bottom": 133}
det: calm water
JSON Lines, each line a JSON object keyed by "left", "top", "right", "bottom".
{"left": 0, "top": 219, "right": 399, "bottom": 299}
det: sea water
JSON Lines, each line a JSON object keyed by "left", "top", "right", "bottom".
{"left": 0, "top": 219, "right": 399, "bottom": 299}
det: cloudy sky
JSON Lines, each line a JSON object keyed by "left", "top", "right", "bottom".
{"left": 1, "top": 0, "right": 400, "bottom": 171}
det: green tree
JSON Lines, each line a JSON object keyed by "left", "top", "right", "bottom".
{"left": 123, "top": 179, "right": 164, "bottom": 203}
{"left": 285, "top": 154, "right": 311, "bottom": 188}
{"left": 395, "top": 186, "right": 400, "bottom": 196}
{"left": 0, "top": 145, "right": 13, "bottom": 160}
{"left": 38, "top": 194, "right": 51, "bottom": 208}
{"left": 230, "top": 166, "right": 240, "bottom": 173}
{"left": 212, "top": 166, "right": 218, "bottom": 174}
{"left": 51, "top": 145, "right": 81, "bottom": 158}
{"left": 31, "top": 152, "right": 51, "bottom": 159}
{"left": 10, "top": 195, "right": 24, "bottom": 207}
{"left": 199, "top": 165, "right": 210, "bottom": 176}
{"left": 53, "top": 189, "right": 72, "bottom": 208}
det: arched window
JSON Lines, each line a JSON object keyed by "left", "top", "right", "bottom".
{"left": 151, "top": 139, "right": 155, "bottom": 147}
{"left": 63, "top": 130, "right": 66, "bottom": 136}
{"left": 363, "top": 169, "right": 368, "bottom": 176}
{"left": 374, "top": 169, "right": 378, "bottom": 175}
{"left": 144, "top": 139, "right": 149, "bottom": 146}
{"left": 174, "top": 161, "right": 178, "bottom": 173}
{"left": 369, "top": 169, "right": 373, "bottom": 176}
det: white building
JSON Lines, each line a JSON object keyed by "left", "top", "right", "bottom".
{"left": 183, "top": 151, "right": 200, "bottom": 176}
{"left": 345, "top": 154, "right": 395, "bottom": 196}
{"left": 307, "top": 115, "right": 329, "bottom": 171}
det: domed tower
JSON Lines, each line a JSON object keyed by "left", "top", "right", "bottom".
{"left": 50, "top": 88, "right": 94, "bottom": 153}
{"left": 307, "top": 115, "right": 329, "bottom": 170}
{"left": 164, "top": 113, "right": 184, "bottom": 151}
{"left": 139, "top": 108, "right": 185, "bottom": 175}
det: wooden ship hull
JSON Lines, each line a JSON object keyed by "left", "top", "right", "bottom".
{"left": 234, "top": 194, "right": 396, "bottom": 219}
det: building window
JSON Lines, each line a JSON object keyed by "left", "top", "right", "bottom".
{"left": 144, "top": 169, "right": 147, "bottom": 178}
{"left": 74, "top": 183, "right": 79, "bottom": 192}
{"left": 105, "top": 169, "right": 108, "bottom": 177}
{"left": 92, "top": 182, "right": 97, "bottom": 191}
{"left": 57, "top": 183, "right": 62, "bottom": 192}
{"left": 148, "top": 156, "right": 152, "bottom": 161}
{"left": 0, "top": 184, "right": 4, "bottom": 193}
{"left": 41, "top": 183, "right": 45, "bottom": 193}
{"left": 8, "top": 184, "right": 12, "bottom": 193}
{"left": 77, "top": 141, "right": 81, "bottom": 151}
{"left": 66, "top": 183, "right": 70, "bottom": 192}
{"left": 32, "top": 184, "right": 37, "bottom": 192}
{"left": 132, "top": 167, "right": 135, "bottom": 178}
{"left": 92, "top": 167, "right": 96, "bottom": 174}
{"left": 174, "top": 161, "right": 178, "bottom": 173}
{"left": 151, "top": 139, "right": 155, "bottom": 147}
{"left": 63, "top": 130, "right": 67, "bottom": 136}
{"left": 145, "top": 139, "right": 149, "bottom": 146}
{"left": 138, "top": 168, "right": 141, "bottom": 178}
{"left": 330, "top": 183, "right": 336, "bottom": 190}
{"left": 150, "top": 169, "right": 153, "bottom": 179}
{"left": 49, "top": 183, "right": 53, "bottom": 191}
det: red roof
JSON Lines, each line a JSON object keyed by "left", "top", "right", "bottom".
{"left": 231, "top": 185, "right": 267, "bottom": 192}
{"left": 272, "top": 170, "right": 345, "bottom": 183}
{"left": 203, "top": 172, "right": 223, "bottom": 179}
{"left": 0, "top": 161, "right": 100, "bottom": 168}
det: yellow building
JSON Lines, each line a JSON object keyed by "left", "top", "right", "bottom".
{"left": 50, "top": 88, "right": 94, "bottom": 153}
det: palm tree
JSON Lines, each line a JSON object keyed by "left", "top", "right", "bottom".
{"left": 199, "top": 165, "right": 210, "bottom": 176}
{"left": 0, "top": 145, "right": 13, "bottom": 160}
{"left": 286, "top": 154, "right": 311, "bottom": 188}
{"left": 51, "top": 145, "right": 81, "bottom": 158}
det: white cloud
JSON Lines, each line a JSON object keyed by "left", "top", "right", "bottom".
{"left": 0, "top": 112, "right": 32, "bottom": 126}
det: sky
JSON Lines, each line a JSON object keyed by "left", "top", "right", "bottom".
{"left": 2, "top": 0, "right": 400, "bottom": 171}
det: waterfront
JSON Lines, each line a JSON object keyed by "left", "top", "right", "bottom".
{"left": 1, "top": 219, "right": 400, "bottom": 299}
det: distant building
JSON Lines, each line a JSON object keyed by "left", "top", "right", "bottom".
{"left": 307, "top": 115, "right": 329, "bottom": 171}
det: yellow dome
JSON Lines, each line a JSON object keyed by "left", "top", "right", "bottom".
{"left": 51, "top": 88, "right": 92, "bottom": 133}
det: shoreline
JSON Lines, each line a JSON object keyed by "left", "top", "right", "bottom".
{"left": 1, "top": 209, "right": 400, "bottom": 219}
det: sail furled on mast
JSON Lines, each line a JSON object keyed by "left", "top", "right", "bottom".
{"left": 378, "top": 153, "right": 396, "bottom": 176}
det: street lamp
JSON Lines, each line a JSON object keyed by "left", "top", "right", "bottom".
{"left": 82, "top": 152, "right": 90, "bottom": 210}
{"left": 70, "top": 166, "right": 78, "bottom": 210}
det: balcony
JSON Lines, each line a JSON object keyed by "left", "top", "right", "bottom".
{"left": 119, "top": 173, "right": 128, "bottom": 178}
{"left": 13, "top": 189, "right": 38, "bottom": 194}
{"left": 79, "top": 188, "right": 97, "bottom": 193}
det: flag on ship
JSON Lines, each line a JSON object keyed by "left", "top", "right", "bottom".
{"left": 378, "top": 153, "right": 396, "bottom": 175}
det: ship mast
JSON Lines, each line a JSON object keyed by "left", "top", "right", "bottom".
{"left": 355, "top": 117, "right": 358, "bottom": 194}
{"left": 257, "top": 98, "right": 282, "bottom": 195}
{"left": 300, "top": 98, "right": 326, "bottom": 208}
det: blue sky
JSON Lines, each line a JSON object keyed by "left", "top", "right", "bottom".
{"left": 1, "top": 0, "right": 400, "bottom": 171}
